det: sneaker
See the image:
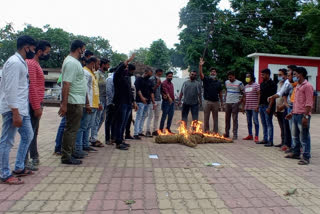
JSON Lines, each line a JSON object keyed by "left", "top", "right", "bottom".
{"left": 139, "top": 133, "right": 145, "bottom": 137}
{"left": 116, "top": 144, "right": 129, "bottom": 150}
{"left": 133, "top": 135, "right": 141, "bottom": 140}
{"left": 125, "top": 135, "right": 134, "bottom": 140}
{"left": 152, "top": 131, "right": 159, "bottom": 136}
{"left": 122, "top": 142, "right": 131, "bottom": 147}
{"left": 223, "top": 133, "right": 229, "bottom": 138}
{"left": 32, "top": 158, "right": 40, "bottom": 166}
{"left": 62, "top": 157, "right": 82, "bottom": 165}
{"left": 83, "top": 147, "right": 98, "bottom": 152}
{"left": 25, "top": 161, "right": 38, "bottom": 171}
{"left": 254, "top": 136, "right": 259, "bottom": 143}
{"left": 264, "top": 142, "right": 273, "bottom": 147}
{"left": 243, "top": 135, "right": 253, "bottom": 140}
{"left": 274, "top": 144, "right": 282, "bottom": 147}
{"left": 145, "top": 131, "right": 153, "bottom": 138}
{"left": 256, "top": 140, "right": 268, "bottom": 144}
{"left": 285, "top": 153, "right": 300, "bottom": 159}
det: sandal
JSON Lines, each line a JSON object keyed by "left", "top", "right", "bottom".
{"left": 284, "top": 153, "right": 300, "bottom": 159}
{"left": 2, "top": 176, "right": 24, "bottom": 185}
{"left": 12, "top": 168, "right": 34, "bottom": 177}
{"left": 298, "top": 159, "right": 310, "bottom": 165}
{"left": 91, "top": 141, "right": 104, "bottom": 147}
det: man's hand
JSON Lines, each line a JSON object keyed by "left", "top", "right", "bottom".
{"left": 178, "top": 100, "right": 182, "bottom": 107}
{"left": 153, "top": 103, "right": 157, "bottom": 110}
{"left": 156, "top": 78, "right": 161, "bottom": 86}
{"left": 255, "top": 106, "right": 259, "bottom": 113}
{"left": 199, "top": 58, "right": 205, "bottom": 66}
{"left": 241, "top": 106, "right": 245, "bottom": 114}
{"left": 98, "top": 104, "right": 103, "bottom": 111}
{"left": 302, "top": 117, "right": 309, "bottom": 128}
{"left": 168, "top": 97, "right": 173, "bottom": 104}
{"left": 285, "top": 113, "right": 293, "bottom": 120}
{"left": 266, "top": 107, "right": 271, "bottom": 114}
{"left": 85, "top": 104, "right": 92, "bottom": 114}
{"left": 12, "top": 112, "right": 22, "bottom": 127}
{"left": 267, "top": 96, "right": 274, "bottom": 103}
{"left": 133, "top": 102, "right": 138, "bottom": 112}
{"left": 58, "top": 103, "right": 67, "bottom": 117}
{"left": 141, "top": 97, "right": 147, "bottom": 105}
{"left": 34, "top": 108, "right": 43, "bottom": 118}
{"left": 125, "top": 53, "right": 136, "bottom": 65}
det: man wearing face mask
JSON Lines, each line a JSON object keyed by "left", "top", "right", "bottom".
{"left": 199, "top": 58, "right": 223, "bottom": 133}
{"left": 58, "top": 40, "right": 87, "bottom": 165}
{"left": 25, "top": 40, "right": 51, "bottom": 171}
{"left": 133, "top": 68, "right": 155, "bottom": 139}
{"left": 0, "top": 35, "right": 36, "bottom": 184}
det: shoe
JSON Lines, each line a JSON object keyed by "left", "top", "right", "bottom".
{"left": 83, "top": 147, "right": 98, "bottom": 152}
{"left": 298, "top": 158, "right": 310, "bottom": 165}
{"left": 72, "top": 153, "right": 85, "bottom": 159}
{"left": 256, "top": 140, "right": 268, "bottom": 144}
{"left": 285, "top": 153, "right": 301, "bottom": 159}
{"left": 139, "top": 133, "right": 145, "bottom": 137}
{"left": 285, "top": 148, "right": 293, "bottom": 154}
{"left": 281, "top": 145, "right": 289, "bottom": 151}
{"left": 254, "top": 136, "right": 259, "bottom": 143}
{"left": 264, "top": 142, "right": 273, "bottom": 147}
{"left": 116, "top": 144, "right": 129, "bottom": 150}
{"left": 243, "top": 135, "right": 253, "bottom": 140}
{"left": 223, "top": 133, "right": 229, "bottom": 138}
{"left": 32, "top": 158, "right": 40, "bottom": 166}
{"left": 167, "top": 129, "right": 175, "bottom": 134}
{"left": 125, "top": 135, "right": 134, "bottom": 140}
{"left": 133, "top": 135, "right": 141, "bottom": 140}
{"left": 152, "top": 131, "right": 159, "bottom": 136}
{"left": 25, "top": 161, "right": 38, "bottom": 171}
{"left": 122, "top": 142, "right": 131, "bottom": 147}
{"left": 274, "top": 144, "right": 282, "bottom": 147}
{"left": 61, "top": 157, "right": 82, "bottom": 165}
{"left": 145, "top": 131, "right": 153, "bottom": 137}
{"left": 232, "top": 136, "right": 238, "bottom": 140}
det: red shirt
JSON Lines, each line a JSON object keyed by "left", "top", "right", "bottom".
{"left": 27, "top": 59, "right": 45, "bottom": 110}
{"left": 161, "top": 80, "right": 174, "bottom": 100}
{"left": 244, "top": 82, "right": 260, "bottom": 110}
{"left": 292, "top": 80, "right": 313, "bottom": 115}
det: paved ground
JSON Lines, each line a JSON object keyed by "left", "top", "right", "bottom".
{"left": 1, "top": 107, "right": 320, "bottom": 214}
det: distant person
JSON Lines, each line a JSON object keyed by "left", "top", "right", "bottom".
{"left": 159, "top": 72, "right": 175, "bottom": 133}
{"left": 0, "top": 35, "right": 37, "bottom": 184}
{"left": 224, "top": 71, "right": 245, "bottom": 140}
{"left": 58, "top": 40, "right": 87, "bottom": 165}
{"left": 146, "top": 69, "right": 163, "bottom": 136}
{"left": 178, "top": 71, "right": 202, "bottom": 127}
{"left": 199, "top": 58, "right": 223, "bottom": 133}
{"left": 243, "top": 72, "right": 260, "bottom": 142}
{"left": 105, "top": 68, "right": 116, "bottom": 144}
{"left": 25, "top": 40, "right": 51, "bottom": 171}
{"left": 256, "top": 68, "right": 277, "bottom": 147}
{"left": 133, "top": 68, "right": 155, "bottom": 139}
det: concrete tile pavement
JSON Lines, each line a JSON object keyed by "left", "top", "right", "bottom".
{"left": 0, "top": 107, "right": 320, "bottom": 213}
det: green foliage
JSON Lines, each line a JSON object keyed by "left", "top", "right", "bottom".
{"left": 145, "top": 39, "right": 171, "bottom": 71}
{"left": 130, "top": 47, "right": 149, "bottom": 64}
{"left": 110, "top": 52, "right": 127, "bottom": 67}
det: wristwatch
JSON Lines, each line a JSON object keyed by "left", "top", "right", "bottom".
{"left": 304, "top": 115, "right": 310, "bottom": 119}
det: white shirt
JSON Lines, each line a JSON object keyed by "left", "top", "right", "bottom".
{"left": 276, "top": 79, "right": 292, "bottom": 97}
{"left": 0, "top": 53, "right": 29, "bottom": 116}
{"left": 83, "top": 68, "right": 93, "bottom": 107}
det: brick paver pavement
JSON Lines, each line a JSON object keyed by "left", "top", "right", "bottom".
{"left": 0, "top": 107, "right": 320, "bottom": 214}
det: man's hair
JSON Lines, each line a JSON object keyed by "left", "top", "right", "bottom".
{"left": 70, "top": 40, "right": 86, "bottom": 52}
{"left": 145, "top": 68, "right": 152, "bottom": 73}
{"left": 246, "top": 72, "right": 255, "bottom": 81}
{"left": 190, "top": 70, "right": 197, "bottom": 74}
{"left": 227, "top": 71, "right": 235, "bottom": 77}
{"left": 295, "top": 67, "right": 308, "bottom": 78}
{"left": 278, "top": 68, "right": 287, "bottom": 76}
{"left": 35, "top": 40, "right": 51, "bottom": 53}
{"left": 155, "top": 69, "right": 163, "bottom": 73}
{"left": 17, "top": 35, "right": 36, "bottom": 50}
{"left": 86, "top": 56, "right": 97, "bottom": 65}
{"left": 209, "top": 67, "right": 217, "bottom": 72}
{"left": 100, "top": 58, "right": 110, "bottom": 66}
{"left": 261, "top": 68, "right": 271, "bottom": 75}
{"left": 109, "top": 67, "right": 116, "bottom": 73}
{"left": 287, "top": 65, "right": 297, "bottom": 70}
{"left": 166, "top": 71, "right": 173, "bottom": 76}
{"left": 85, "top": 50, "right": 94, "bottom": 58}
{"left": 128, "top": 64, "right": 136, "bottom": 71}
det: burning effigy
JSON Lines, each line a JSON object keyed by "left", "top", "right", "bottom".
{"left": 155, "top": 121, "right": 233, "bottom": 148}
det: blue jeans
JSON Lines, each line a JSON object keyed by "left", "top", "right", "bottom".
{"left": 246, "top": 110, "right": 259, "bottom": 137}
{"left": 91, "top": 101, "right": 106, "bottom": 142}
{"left": 159, "top": 101, "right": 175, "bottom": 130}
{"left": 55, "top": 117, "right": 66, "bottom": 153}
{"left": 134, "top": 103, "right": 149, "bottom": 136}
{"left": 292, "top": 114, "right": 311, "bottom": 160}
{"left": 0, "top": 112, "right": 34, "bottom": 180}
{"left": 75, "top": 108, "right": 97, "bottom": 152}
{"left": 181, "top": 103, "right": 199, "bottom": 126}
{"left": 114, "top": 104, "right": 132, "bottom": 144}
{"left": 259, "top": 105, "right": 273, "bottom": 143}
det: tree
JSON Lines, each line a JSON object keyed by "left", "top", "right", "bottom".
{"left": 145, "top": 39, "right": 171, "bottom": 71}
{"left": 130, "top": 47, "right": 149, "bottom": 64}
{"left": 110, "top": 51, "right": 127, "bottom": 67}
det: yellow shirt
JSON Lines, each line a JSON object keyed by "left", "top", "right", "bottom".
{"left": 84, "top": 66, "right": 100, "bottom": 108}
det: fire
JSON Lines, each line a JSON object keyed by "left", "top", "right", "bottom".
{"left": 157, "top": 120, "right": 231, "bottom": 142}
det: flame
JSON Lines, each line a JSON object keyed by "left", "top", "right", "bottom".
{"left": 157, "top": 120, "right": 232, "bottom": 142}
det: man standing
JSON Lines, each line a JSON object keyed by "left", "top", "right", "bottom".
{"left": 105, "top": 68, "right": 115, "bottom": 144}
{"left": 25, "top": 40, "right": 51, "bottom": 170}
{"left": 159, "top": 72, "right": 175, "bottom": 133}
{"left": 199, "top": 58, "right": 223, "bottom": 133}
{"left": 224, "top": 71, "right": 245, "bottom": 140}
{"left": 243, "top": 72, "right": 260, "bottom": 142}
{"left": 285, "top": 67, "right": 313, "bottom": 165}
{"left": 113, "top": 55, "right": 136, "bottom": 150}
{"left": 257, "top": 68, "right": 277, "bottom": 147}
{"left": 133, "top": 68, "right": 155, "bottom": 139}
{"left": 146, "top": 69, "right": 163, "bottom": 137}
{"left": 0, "top": 35, "right": 36, "bottom": 184}
{"left": 58, "top": 40, "right": 87, "bottom": 165}
{"left": 179, "top": 71, "right": 202, "bottom": 127}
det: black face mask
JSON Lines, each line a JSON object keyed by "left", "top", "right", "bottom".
{"left": 103, "top": 67, "right": 108, "bottom": 71}
{"left": 167, "top": 78, "right": 172, "bottom": 82}
{"left": 26, "top": 49, "right": 35, "bottom": 59}
{"left": 39, "top": 54, "right": 50, "bottom": 61}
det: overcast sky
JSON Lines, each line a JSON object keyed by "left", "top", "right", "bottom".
{"left": 1, "top": 0, "right": 230, "bottom": 55}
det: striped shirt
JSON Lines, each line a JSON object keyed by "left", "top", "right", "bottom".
{"left": 27, "top": 59, "right": 45, "bottom": 110}
{"left": 225, "top": 80, "right": 244, "bottom": 104}
{"left": 244, "top": 82, "right": 260, "bottom": 110}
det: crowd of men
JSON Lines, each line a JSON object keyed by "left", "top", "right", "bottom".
{"left": 0, "top": 35, "right": 314, "bottom": 185}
